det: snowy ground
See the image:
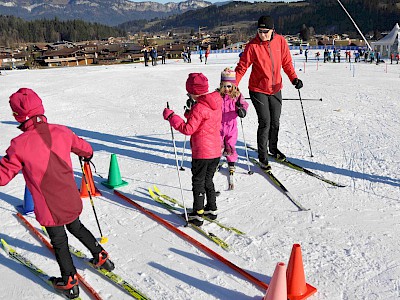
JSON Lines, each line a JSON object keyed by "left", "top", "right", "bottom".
{"left": 0, "top": 51, "right": 399, "bottom": 300}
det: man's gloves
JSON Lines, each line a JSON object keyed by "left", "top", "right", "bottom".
{"left": 236, "top": 100, "right": 246, "bottom": 118}
{"left": 163, "top": 108, "right": 174, "bottom": 120}
{"left": 292, "top": 78, "right": 303, "bottom": 89}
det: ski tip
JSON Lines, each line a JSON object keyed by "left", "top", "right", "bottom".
{"left": 153, "top": 185, "right": 160, "bottom": 194}
{"left": 1, "top": 239, "right": 11, "bottom": 253}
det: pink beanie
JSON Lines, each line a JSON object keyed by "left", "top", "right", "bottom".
{"left": 9, "top": 88, "right": 45, "bottom": 123}
{"left": 186, "top": 73, "right": 209, "bottom": 95}
{"left": 221, "top": 67, "right": 236, "bottom": 84}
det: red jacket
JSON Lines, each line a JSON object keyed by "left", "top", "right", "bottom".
{"left": 169, "top": 91, "right": 222, "bottom": 159}
{"left": 0, "top": 116, "right": 93, "bottom": 227}
{"left": 235, "top": 33, "right": 297, "bottom": 95}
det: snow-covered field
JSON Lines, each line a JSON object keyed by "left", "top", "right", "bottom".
{"left": 0, "top": 51, "right": 399, "bottom": 300}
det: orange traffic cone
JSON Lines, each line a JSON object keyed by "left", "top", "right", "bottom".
{"left": 80, "top": 162, "right": 102, "bottom": 198}
{"left": 287, "top": 244, "right": 317, "bottom": 300}
{"left": 263, "top": 262, "right": 287, "bottom": 300}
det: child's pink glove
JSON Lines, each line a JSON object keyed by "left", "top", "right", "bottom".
{"left": 163, "top": 108, "right": 174, "bottom": 120}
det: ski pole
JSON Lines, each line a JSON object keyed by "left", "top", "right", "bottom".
{"left": 282, "top": 98, "right": 322, "bottom": 101}
{"left": 166, "top": 102, "right": 189, "bottom": 225}
{"left": 78, "top": 158, "right": 108, "bottom": 244}
{"left": 298, "top": 90, "right": 314, "bottom": 157}
{"left": 245, "top": 97, "right": 322, "bottom": 101}
{"left": 239, "top": 118, "right": 254, "bottom": 175}
{"left": 179, "top": 135, "right": 187, "bottom": 171}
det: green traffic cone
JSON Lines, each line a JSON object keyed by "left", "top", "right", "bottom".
{"left": 101, "top": 154, "right": 128, "bottom": 189}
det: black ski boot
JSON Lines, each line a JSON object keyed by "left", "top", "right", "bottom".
{"left": 50, "top": 274, "right": 79, "bottom": 299}
{"left": 259, "top": 158, "right": 271, "bottom": 171}
{"left": 269, "top": 148, "right": 286, "bottom": 161}
{"left": 187, "top": 209, "right": 204, "bottom": 226}
{"left": 204, "top": 206, "right": 218, "bottom": 220}
{"left": 91, "top": 250, "right": 115, "bottom": 271}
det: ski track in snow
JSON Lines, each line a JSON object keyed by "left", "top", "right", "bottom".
{"left": 0, "top": 51, "right": 400, "bottom": 299}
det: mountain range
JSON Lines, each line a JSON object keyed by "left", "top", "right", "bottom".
{"left": 1, "top": 0, "right": 399, "bottom": 36}
{"left": 0, "top": 0, "right": 213, "bottom": 26}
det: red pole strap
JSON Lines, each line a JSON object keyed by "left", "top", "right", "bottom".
{"left": 16, "top": 213, "right": 103, "bottom": 300}
{"left": 114, "top": 190, "right": 269, "bottom": 291}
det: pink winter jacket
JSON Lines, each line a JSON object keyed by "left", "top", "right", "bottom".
{"left": 0, "top": 116, "right": 93, "bottom": 227}
{"left": 168, "top": 91, "right": 222, "bottom": 159}
{"left": 221, "top": 93, "right": 249, "bottom": 127}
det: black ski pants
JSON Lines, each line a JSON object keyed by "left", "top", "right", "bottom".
{"left": 249, "top": 90, "right": 282, "bottom": 162}
{"left": 191, "top": 157, "right": 220, "bottom": 212}
{"left": 46, "top": 217, "right": 103, "bottom": 281}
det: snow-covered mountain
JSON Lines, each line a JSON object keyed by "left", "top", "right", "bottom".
{"left": 0, "top": 0, "right": 212, "bottom": 25}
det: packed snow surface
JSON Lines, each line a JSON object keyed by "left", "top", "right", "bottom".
{"left": 0, "top": 51, "right": 399, "bottom": 299}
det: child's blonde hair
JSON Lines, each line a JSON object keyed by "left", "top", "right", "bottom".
{"left": 219, "top": 67, "right": 240, "bottom": 98}
{"left": 219, "top": 82, "right": 241, "bottom": 98}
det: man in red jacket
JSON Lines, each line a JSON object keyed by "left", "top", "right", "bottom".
{"left": 0, "top": 88, "right": 114, "bottom": 299}
{"left": 235, "top": 15, "right": 303, "bottom": 169}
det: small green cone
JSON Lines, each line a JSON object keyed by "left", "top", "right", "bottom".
{"left": 101, "top": 154, "right": 128, "bottom": 189}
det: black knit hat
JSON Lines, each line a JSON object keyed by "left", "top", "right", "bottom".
{"left": 258, "top": 15, "right": 274, "bottom": 29}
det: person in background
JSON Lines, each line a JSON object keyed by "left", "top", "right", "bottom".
{"left": 235, "top": 15, "right": 303, "bottom": 169}
{"left": 205, "top": 47, "right": 210, "bottom": 64}
{"left": 143, "top": 46, "right": 149, "bottom": 67}
{"left": 163, "top": 73, "right": 222, "bottom": 226}
{"left": 0, "top": 88, "right": 114, "bottom": 299}
{"left": 150, "top": 47, "right": 158, "bottom": 66}
{"left": 161, "top": 47, "right": 167, "bottom": 64}
{"left": 218, "top": 67, "right": 249, "bottom": 175}
{"left": 199, "top": 48, "right": 203, "bottom": 63}
{"left": 187, "top": 46, "right": 192, "bottom": 63}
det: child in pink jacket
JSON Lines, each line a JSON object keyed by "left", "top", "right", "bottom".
{"left": 0, "top": 88, "right": 114, "bottom": 299}
{"left": 219, "top": 68, "right": 249, "bottom": 173}
{"left": 163, "top": 73, "right": 222, "bottom": 226}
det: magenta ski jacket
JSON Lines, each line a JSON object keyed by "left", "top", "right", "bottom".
{"left": 220, "top": 93, "right": 249, "bottom": 162}
{"left": 168, "top": 91, "right": 222, "bottom": 159}
{"left": 0, "top": 116, "right": 93, "bottom": 227}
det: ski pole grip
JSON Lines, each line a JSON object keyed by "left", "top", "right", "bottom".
{"left": 167, "top": 102, "right": 170, "bottom": 109}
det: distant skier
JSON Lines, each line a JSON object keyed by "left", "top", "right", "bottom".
{"left": 143, "top": 46, "right": 149, "bottom": 67}
{"left": 161, "top": 47, "right": 167, "bottom": 64}
{"left": 205, "top": 47, "right": 210, "bottom": 64}
{"left": 218, "top": 67, "right": 248, "bottom": 180}
{"left": 150, "top": 47, "right": 157, "bottom": 66}
{"left": 0, "top": 88, "right": 115, "bottom": 299}
{"left": 187, "top": 46, "right": 192, "bottom": 63}
{"left": 163, "top": 73, "right": 222, "bottom": 226}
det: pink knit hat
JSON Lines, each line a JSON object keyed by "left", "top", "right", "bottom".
{"left": 9, "top": 88, "right": 45, "bottom": 123}
{"left": 220, "top": 67, "right": 236, "bottom": 84}
{"left": 186, "top": 73, "right": 209, "bottom": 95}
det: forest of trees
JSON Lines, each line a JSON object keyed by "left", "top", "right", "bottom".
{"left": 0, "top": 15, "right": 125, "bottom": 47}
